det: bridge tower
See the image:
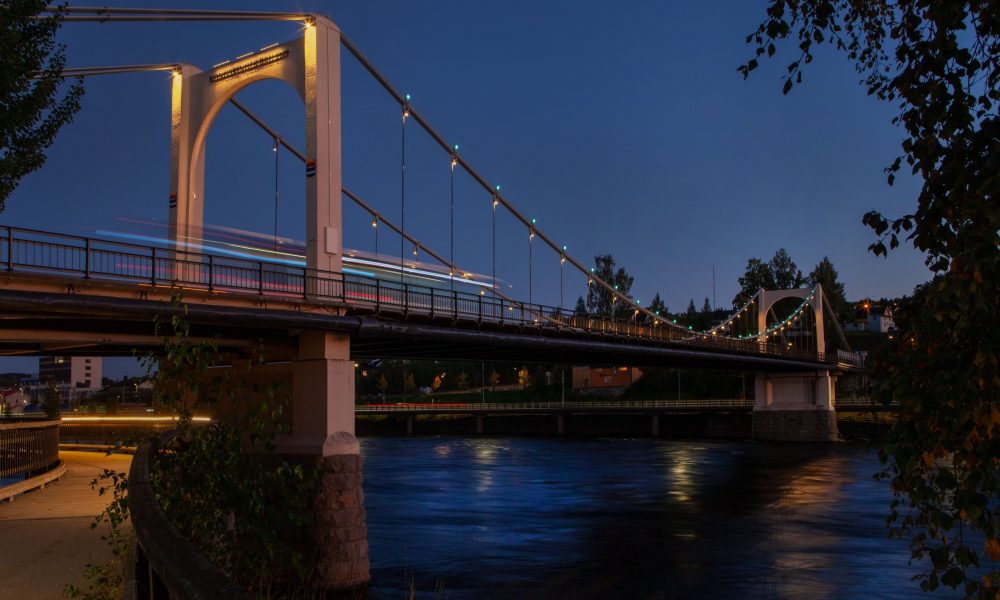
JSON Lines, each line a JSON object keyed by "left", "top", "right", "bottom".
{"left": 752, "top": 284, "right": 839, "bottom": 441}
{"left": 168, "top": 16, "right": 367, "bottom": 589}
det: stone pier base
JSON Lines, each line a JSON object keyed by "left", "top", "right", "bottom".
{"left": 295, "top": 452, "right": 370, "bottom": 591}
{"left": 752, "top": 410, "right": 839, "bottom": 442}
{"left": 313, "top": 453, "right": 370, "bottom": 589}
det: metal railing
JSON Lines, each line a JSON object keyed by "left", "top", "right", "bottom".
{"left": 0, "top": 225, "right": 860, "bottom": 366}
{"left": 0, "top": 420, "right": 60, "bottom": 481}
{"left": 59, "top": 420, "right": 178, "bottom": 447}
{"left": 129, "top": 436, "right": 249, "bottom": 600}
{"left": 356, "top": 399, "right": 755, "bottom": 413}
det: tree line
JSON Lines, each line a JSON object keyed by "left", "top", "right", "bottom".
{"left": 575, "top": 249, "right": 850, "bottom": 328}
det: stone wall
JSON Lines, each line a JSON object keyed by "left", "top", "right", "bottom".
{"left": 752, "top": 410, "right": 839, "bottom": 442}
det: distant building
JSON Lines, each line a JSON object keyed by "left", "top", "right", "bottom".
{"left": 572, "top": 366, "right": 642, "bottom": 394}
{"left": 25, "top": 357, "right": 104, "bottom": 407}
{"left": 39, "top": 356, "right": 101, "bottom": 388}
{"left": 1, "top": 387, "right": 29, "bottom": 413}
{"left": 844, "top": 305, "right": 896, "bottom": 334}
{"left": 867, "top": 306, "right": 896, "bottom": 333}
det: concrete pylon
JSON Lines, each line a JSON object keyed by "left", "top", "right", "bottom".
{"left": 753, "top": 284, "right": 838, "bottom": 441}
{"left": 168, "top": 17, "right": 342, "bottom": 276}
{"left": 756, "top": 284, "right": 826, "bottom": 358}
{"left": 168, "top": 16, "right": 367, "bottom": 590}
{"left": 752, "top": 370, "right": 839, "bottom": 441}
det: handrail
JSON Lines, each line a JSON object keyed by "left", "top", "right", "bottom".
{"left": 0, "top": 225, "right": 861, "bottom": 367}
{"left": 0, "top": 419, "right": 60, "bottom": 481}
{"left": 129, "top": 436, "right": 250, "bottom": 599}
{"left": 355, "top": 399, "right": 755, "bottom": 413}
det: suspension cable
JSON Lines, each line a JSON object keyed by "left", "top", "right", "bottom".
{"left": 272, "top": 137, "right": 279, "bottom": 257}
{"left": 400, "top": 103, "right": 409, "bottom": 284}
{"left": 339, "top": 33, "right": 692, "bottom": 333}
{"left": 450, "top": 149, "right": 457, "bottom": 293}
{"left": 491, "top": 193, "right": 497, "bottom": 295}
{"left": 528, "top": 221, "right": 534, "bottom": 305}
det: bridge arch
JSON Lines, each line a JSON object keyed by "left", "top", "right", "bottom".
{"left": 169, "top": 17, "right": 342, "bottom": 273}
{"left": 756, "top": 284, "right": 826, "bottom": 356}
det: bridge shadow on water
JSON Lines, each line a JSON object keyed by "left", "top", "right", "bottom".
{"left": 361, "top": 437, "right": 925, "bottom": 600}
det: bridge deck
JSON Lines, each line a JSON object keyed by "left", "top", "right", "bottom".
{"left": 0, "top": 226, "right": 865, "bottom": 372}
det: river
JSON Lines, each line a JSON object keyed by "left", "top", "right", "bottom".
{"left": 361, "top": 436, "right": 937, "bottom": 599}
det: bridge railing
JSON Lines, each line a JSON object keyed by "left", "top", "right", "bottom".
{"left": 356, "top": 399, "right": 755, "bottom": 412}
{"left": 0, "top": 420, "right": 60, "bottom": 482}
{"left": 0, "top": 225, "right": 843, "bottom": 365}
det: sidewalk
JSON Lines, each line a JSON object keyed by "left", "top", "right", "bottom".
{"left": 0, "top": 451, "right": 132, "bottom": 600}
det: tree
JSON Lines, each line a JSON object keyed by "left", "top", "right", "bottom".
{"left": 733, "top": 257, "right": 775, "bottom": 307}
{"left": 487, "top": 369, "right": 500, "bottom": 391}
{"left": 431, "top": 374, "right": 442, "bottom": 392}
{"left": 455, "top": 371, "right": 470, "bottom": 390}
{"left": 698, "top": 297, "right": 714, "bottom": 330}
{"left": 808, "top": 257, "right": 848, "bottom": 320}
{"left": 743, "top": 2, "right": 1000, "bottom": 595}
{"left": 644, "top": 292, "right": 668, "bottom": 325}
{"left": 404, "top": 373, "right": 415, "bottom": 394}
{"left": 647, "top": 293, "right": 668, "bottom": 317}
{"left": 574, "top": 296, "right": 588, "bottom": 316}
{"left": 0, "top": 1, "right": 84, "bottom": 209}
{"left": 42, "top": 378, "right": 60, "bottom": 419}
{"left": 517, "top": 367, "right": 531, "bottom": 389}
{"left": 586, "top": 254, "right": 635, "bottom": 319}
{"left": 376, "top": 374, "right": 388, "bottom": 397}
{"left": 681, "top": 299, "right": 698, "bottom": 330}
{"left": 733, "top": 250, "right": 804, "bottom": 307}
{"left": 770, "top": 248, "right": 803, "bottom": 290}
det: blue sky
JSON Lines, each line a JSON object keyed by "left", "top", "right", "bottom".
{"left": 1, "top": 1, "right": 930, "bottom": 377}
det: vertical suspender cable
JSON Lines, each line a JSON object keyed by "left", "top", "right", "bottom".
{"left": 450, "top": 154, "right": 456, "bottom": 292}
{"left": 528, "top": 227, "right": 533, "bottom": 306}
{"left": 560, "top": 253, "right": 564, "bottom": 313}
{"left": 491, "top": 195, "right": 497, "bottom": 296}
{"left": 400, "top": 105, "right": 408, "bottom": 284}
{"left": 272, "top": 137, "right": 279, "bottom": 258}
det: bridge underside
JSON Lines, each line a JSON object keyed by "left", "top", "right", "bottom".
{"left": 0, "top": 288, "right": 836, "bottom": 372}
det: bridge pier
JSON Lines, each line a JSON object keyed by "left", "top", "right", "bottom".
{"left": 280, "top": 330, "right": 370, "bottom": 591}
{"left": 752, "top": 370, "right": 839, "bottom": 442}
{"left": 651, "top": 413, "right": 660, "bottom": 437}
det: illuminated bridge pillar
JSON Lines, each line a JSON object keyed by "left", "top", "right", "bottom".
{"left": 168, "top": 15, "right": 343, "bottom": 275}
{"left": 170, "top": 16, "right": 362, "bottom": 589}
{"left": 752, "top": 370, "right": 839, "bottom": 442}
{"left": 282, "top": 330, "right": 370, "bottom": 589}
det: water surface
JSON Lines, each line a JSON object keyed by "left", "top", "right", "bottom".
{"left": 362, "top": 437, "right": 938, "bottom": 599}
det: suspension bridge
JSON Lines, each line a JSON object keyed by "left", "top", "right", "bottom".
{"left": 0, "top": 7, "right": 865, "bottom": 593}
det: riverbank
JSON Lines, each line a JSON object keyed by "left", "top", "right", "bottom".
{"left": 357, "top": 411, "right": 892, "bottom": 440}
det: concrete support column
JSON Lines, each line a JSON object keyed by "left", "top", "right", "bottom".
{"left": 556, "top": 414, "right": 565, "bottom": 435}
{"left": 651, "top": 413, "right": 660, "bottom": 437}
{"left": 280, "top": 330, "right": 369, "bottom": 590}
{"left": 475, "top": 416, "right": 484, "bottom": 435}
{"left": 752, "top": 370, "right": 839, "bottom": 441}
{"left": 406, "top": 416, "right": 414, "bottom": 435}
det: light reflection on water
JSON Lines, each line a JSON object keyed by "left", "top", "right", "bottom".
{"left": 361, "top": 437, "right": 937, "bottom": 599}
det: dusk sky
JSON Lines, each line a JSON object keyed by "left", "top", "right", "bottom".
{"left": 1, "top": 1, "right": 930, "bottom": 377}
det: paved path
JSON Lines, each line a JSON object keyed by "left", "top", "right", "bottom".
{"left": 0, "top": 451, "right": 132, "bottom": 600}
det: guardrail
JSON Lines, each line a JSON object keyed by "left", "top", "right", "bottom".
{"left": 0, "top": 420, "right": 60, "bottom": 482}
{"left": 356, "top": 399, "right": 755, "bottom": 413}
{"left": 59, "top": 419, "right": 178, "bottom": 448}
{"left": 0, "top": 225, "right": 860, "bottom": 367}
{"left": 129, "top": 436, "right": 249, "bottom": 600}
